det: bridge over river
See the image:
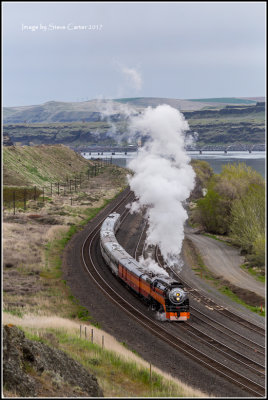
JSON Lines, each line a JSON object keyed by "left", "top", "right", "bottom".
{"left": 73, "top": 143, "right": 265, "bottom": 155}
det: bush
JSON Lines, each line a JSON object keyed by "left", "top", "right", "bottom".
{"left": 190, "top": 160, "right": 213, "bottom": 200}
{"left": 192, "top": 163, "right": 265, "bottom": 266}
{"left": 195, "top": 187, "right": 227, "bottom": 233}
{"left": 230, "top": 184, "right": 265, "bottom": 265}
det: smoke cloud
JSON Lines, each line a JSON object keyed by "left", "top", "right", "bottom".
{"left": 127, "top": 105, "right": 196, "bottom": 270}
{"left": 96, "top": 99, "right": 196, "bottom": 273}
{"left": 139, "top": 255, "right": 169, "bottom": 277}
{"left": 121, "top": 66, "right": 143, "bottom": 91}
{"left": 96, "top": 98, "right": 137, "bottom": 139}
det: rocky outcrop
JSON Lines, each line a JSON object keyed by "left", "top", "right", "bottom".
{"left": 3, "top": 325, "right": 104, "bottom": 397}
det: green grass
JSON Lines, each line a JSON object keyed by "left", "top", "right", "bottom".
{"left": 240, "top": 264, "right": 265, "bottom": 283}
{"left": 41, "top": 191, "right": 122, "bottom": 320}
{"left": 219, "top": 286, "right": 265, "bottom": 316}
{"left": 26, "top": 166, "right": 50, "bottom": 182}
{"left": 188, "top": 98, "right": 256, "bottom": 104}
{"left": 3, "top": 308, "right": 24, "bottom": 318}
{"left": 23, "top": 327, "right": 192, "bottom": 397}
{"left": 43, "top": 198, "right": 112, "bottom": 277}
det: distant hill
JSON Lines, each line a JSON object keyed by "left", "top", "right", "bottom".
{"left": 3, "top": 97, "right": 265, "bottom": 148}
{"left": 3, "top": 97, "right": 265, "bottom": 124}
{"left": 3, "top": 100, "right": 105, "bottom": 124}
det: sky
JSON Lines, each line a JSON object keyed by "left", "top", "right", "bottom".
{"left": 2, "top": 1, "right": 266, "bottom": 107}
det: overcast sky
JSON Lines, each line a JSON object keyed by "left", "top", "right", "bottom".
{"left": 2, "top": 1, "right": 266, "bottom": 106}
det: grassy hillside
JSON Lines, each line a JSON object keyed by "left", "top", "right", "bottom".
{"left": 3, "top": 100, "right": 108, "bottom": 124}
{"left": 188, "top": 97, "right": 257, "bottom": 104}
{"left": 3, "top": 144, "right": 205, "bottom": 397}
{"left": 3, "top": 144, "right": 94, "bottom": 187}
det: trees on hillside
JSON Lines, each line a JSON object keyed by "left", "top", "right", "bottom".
{"left": 191, "top": 163, "right": 265, "bottom": 266}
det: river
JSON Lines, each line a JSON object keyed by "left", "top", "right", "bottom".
{"left": 82, "top": 151, "right": 266, "bottom": 178}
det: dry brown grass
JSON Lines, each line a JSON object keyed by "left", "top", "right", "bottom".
{"left": 3, "top": 313, "right": 208, "bottom": 398}
{"left": 3, "top": 162, "right": 127, "bottom": 317}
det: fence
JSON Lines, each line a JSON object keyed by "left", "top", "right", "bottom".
{"left": 79, "top": 324, "right": 153, "bottom": 380}
{"left": 3, "top": 159, "right": 112, "bottom": 215}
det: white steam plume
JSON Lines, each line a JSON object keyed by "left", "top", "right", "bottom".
{"left": 97, "top": 98, "right": 138, "bottom": 143}
{"left": 121, "top": 66, "right": 143, "bottom": 91}
{"left": 127, "top": 105, "right": 196, "bottom": 270}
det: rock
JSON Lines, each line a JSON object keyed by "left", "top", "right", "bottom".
{"left": 3, "top": 325, "right": 104, "bottom": 397}
{"left": 5, "top": 263, "right": 14, "bottom": 268}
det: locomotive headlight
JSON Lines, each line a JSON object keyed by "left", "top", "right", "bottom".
{"left": 169, "top": 288, "right": 186, "bottom": 304}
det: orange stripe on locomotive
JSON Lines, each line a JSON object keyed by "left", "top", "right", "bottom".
{"left": 118, "top": 263, "right": 166, "bottom": 310}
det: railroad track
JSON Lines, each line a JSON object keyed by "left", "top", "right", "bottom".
{"left": 153, "top": 245, "right": 265, "bottom": 360}
{"left": 154, "top": 247, "right": 265, "bottom": 347}
{"left": 81, "top": 199, "right": 265, "bottom": 397}
{"left": 156, "top": 248, "right": 265, "bottom": 336}
{"left": 129, "top": 214, "right": 265, "bottom": 390}
{"left": 134, "top": 225, "right": 265, "bottom": 370}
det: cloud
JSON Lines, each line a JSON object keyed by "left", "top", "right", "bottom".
{"left": 120, "top": 65, "right": 143, "bottom": 91}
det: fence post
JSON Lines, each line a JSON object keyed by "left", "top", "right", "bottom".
{"left": 24, "top": 189, "right": 26, "bottom": 210}
{"left": 91, "top": 329, "right": 93, "bottom": 343}
{"left": 13, "top": 191, "right": 16, "bottom": 215}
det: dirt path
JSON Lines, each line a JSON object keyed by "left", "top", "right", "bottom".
{"left": 185, "top": 227, "right": 265, "bottom": 299}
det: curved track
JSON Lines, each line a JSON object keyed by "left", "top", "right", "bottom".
{"left": 81, "top": 199, "right": 265, "bottom": 397}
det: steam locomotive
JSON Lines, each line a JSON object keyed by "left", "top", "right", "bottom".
{"left": 100, "top": 212, "right": 190, "bottom": 321}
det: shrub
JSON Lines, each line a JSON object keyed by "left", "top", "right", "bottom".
{"left": 230, "top": 184, "right": 265, "bottom": 265}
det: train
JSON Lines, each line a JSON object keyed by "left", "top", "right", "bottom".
{"left": 100, "top": 212, "right": 190, "bottom": 321}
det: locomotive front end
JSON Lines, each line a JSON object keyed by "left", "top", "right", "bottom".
{"left": 165, "top": 286, "right": 190, "bottom": 321}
